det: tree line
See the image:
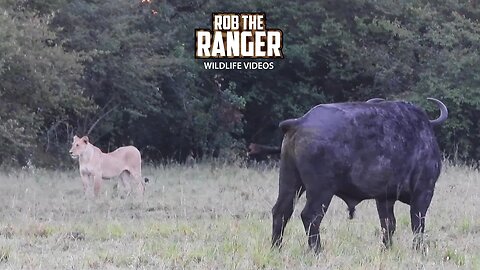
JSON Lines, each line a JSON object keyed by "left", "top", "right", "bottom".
{"left": 1, "top": 0, "right": 479, "bottom": 167}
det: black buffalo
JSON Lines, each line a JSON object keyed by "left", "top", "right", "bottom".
{"left": 271, "top": 98, "right": 448, "bottom": 253}
{"left": 248, "top": 99, "right": 384, "bottom": 158}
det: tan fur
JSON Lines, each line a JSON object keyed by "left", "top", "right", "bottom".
{"left": 69, "top": 135, "right": 145, "bottom": 197}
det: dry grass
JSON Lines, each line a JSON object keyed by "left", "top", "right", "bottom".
{"left": 0, "top": 162, "right": 478, "bottom": 269}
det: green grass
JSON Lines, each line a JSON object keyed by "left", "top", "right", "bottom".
{"left": 0, "top": 162, "right": 478, "bottom": 269}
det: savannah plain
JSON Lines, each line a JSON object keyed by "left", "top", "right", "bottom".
{"left": 0, "top": 161, "right": 478, "bottom": 269}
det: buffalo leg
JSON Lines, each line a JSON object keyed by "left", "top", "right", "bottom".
{"left": 300, "top": 190, "right": 334, "bottom": 253}
{"left": 375, "top": 199, "right": 396, "bottom": 248}
{"left": 271, "top": 162, "right": 303, "bottom": 249}
{"left": 410, "top": 189, "right": 434, "bottom": 250}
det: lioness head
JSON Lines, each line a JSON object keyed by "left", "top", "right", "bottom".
{"left": 69, "top": 135, "right": 89, "bottom": 158}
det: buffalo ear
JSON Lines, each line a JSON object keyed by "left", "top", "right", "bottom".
{"left": 82, "top": 136, "right": 89, "bottom": 144}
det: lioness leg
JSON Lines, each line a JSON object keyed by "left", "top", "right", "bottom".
{"left": 119, "top": 171, "right": 132, "bottom": 198}
{"left": 80, "top": 173, "right": 90, "bottom": 195}
{"left": 93, "top": 175, "right": 102, "bottom": 197}
{"left": 130, "top": 170, "right": 145, "bottom": 197}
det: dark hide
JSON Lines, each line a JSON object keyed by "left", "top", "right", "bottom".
{"left": 249, "top": 98, "right": 385, "bottom": 158}
{"left": 271, "top": 100, "right": 447, "bottom": 253}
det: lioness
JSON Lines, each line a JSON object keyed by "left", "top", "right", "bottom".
{"left": 69, "top": 135, "right": 146, "bottom": 197}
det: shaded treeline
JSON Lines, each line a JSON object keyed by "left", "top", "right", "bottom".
{"left": 1, "top": 0, "right": 480, "bottom": 167}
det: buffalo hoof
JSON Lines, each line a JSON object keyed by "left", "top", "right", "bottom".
{"left": 412, "top": 234, "right": 429, "bottom": 256}
{"left": 271, "top": 237, "right": 283, "bottom": 251}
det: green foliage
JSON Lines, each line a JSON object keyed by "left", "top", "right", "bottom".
{"left": 0, "top": 8, "right": 92, "bottom": 165}
{"left": 1, "top": 0, "right": 480, "bottom": 166}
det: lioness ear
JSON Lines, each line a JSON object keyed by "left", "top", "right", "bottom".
{"left": 73, "top": 135, "right": 79, "bottom": 140}
{"left": 82, "top": 136, "right": 89, "bottom": 144}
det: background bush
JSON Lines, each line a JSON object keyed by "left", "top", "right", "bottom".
{"left": 1, "top": 0, "right": 479, "bottom": 167}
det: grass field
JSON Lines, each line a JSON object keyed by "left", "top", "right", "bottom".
{"left": 0, "top": 162, "right": 478, "bottom": 269}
